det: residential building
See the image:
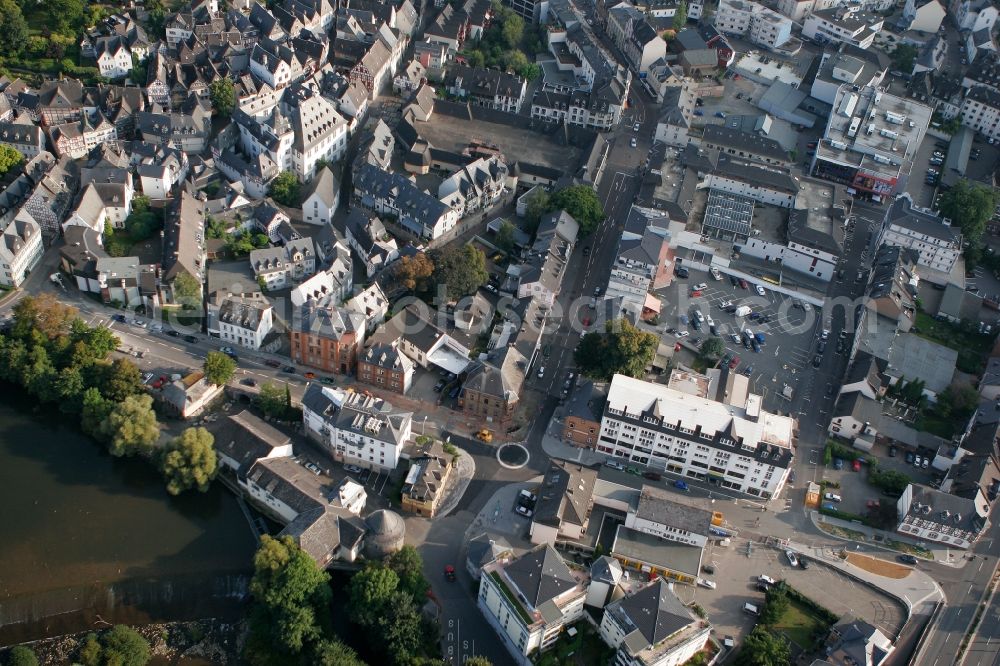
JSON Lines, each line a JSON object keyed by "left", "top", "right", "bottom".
{"left": 599, "top": 580, "right": 711, "bottom": 666}
{"left": 597, "top": 374, "right": 795, "bottom": 498}
{"left": 401, "top": 439, "right": 454, "bottom": 517}
{"left": 607, "top": 3, "right": 668, "bottom": 76}
{"left": 136, "top": 96, "right": 211, "bottom": 154}
{"left": 0, "top": 217, "right": 44, "bottom": 288}
{"left": 810, "top": 45, "right": 889, "bottom": 106}
{"left": 249, "top": 238, "right": 317, "bottom": 290}
{"left": 960, "top": 86, "right": 1000, "bottom": 143}
{"left": 738, "top": 202, "right": 843, "bottom": 282}
{"left": 160, "top": 371, "right": 226, "bottom": 419}
{"left": 896, "top": 482, "right": 990, "bottom": 549}
{"left": 0, "top": 118, "right": 46, "bottom": 158}
{"left": 509, "top": 210, "right": 579, "bottom": 308}
{"left": 369, "top": 303, "right": 472, "bottom": 375}
{"left": 902, "top": 0, "right": 946, "bottom": 33}
{"left": 331, "top": 477, "right": 368, "bottom": 516}
{"left": 701, "top": 124, "right": 790, "bottom": 167}
{"left": 302, "top": 383, "right": 413, "bottom": 470}
{"left": 94, "top": 36, "right": 136, "bottom": 80}
{"left": 344, "top": 209, "right": 399, "bottom": 276}
{"left": 823, "top": 617, "right": 896, "bottom": 666}
{"left": 357, "top": 341, "right": 415, "bottom": 394}
{"left": 606, "top": 206, "right": 671, "bottom": 319}
{"left": 48, "top": 114, "right": 118, "bottom": 160}
{"left": 291, "top": 303, "right": 366, "bottom": 374}
{"left": 478, "top": 545, "right": 589, "bottom": 663}
{"left": 467, "top": 533, "right": 515, "bottom": 580}
{"left": 438, "top": 156, "right": 509, "bottom": 217}
{"left": 353, "top": 162, "right": 460, "bottom": 240}
{"left": 301, "top": 165, "right": 340, "bottom": 225}
{"left": 443, "top": 65, "right": 527, "bottom": 113}
{"left": 529, "top": 460, "right": 598, "bottom": 545}
{"left": 878, "top": 194, "right": 961, "bottom": 274}
{"left": 562, "top": 381, "right": 607, "bottom": 446}
{"left": 345, "top": 283, "right": 389, "bottom": 332}
{"left": 802, "top": 7, "right": 884, "bottom": 50}
{"left": 714, "top": 0, "right": 795, "bottom": 51}
{"left": 290, "top": 262, "right": 353, "bottom": 310}
{"left": 208, "top": 291, "right": 274, "bottom": 350}
{"left": 812, "top": 85, "right": 933, "bottom": 199}
{"left": 949, "top": 0, "right": 998, "bottom": 33}
{"left": 281, "top": 84, "right": 349, "bottom": 181}
{"left": 463, "top": 346, "right": 527, "bottom": 426}
{"left": 65, "top": 180, "right": 134, "bottom": 233}
{"left": 132, "top": 143, "right": 188, "bottom": 199}
{"left": 624, "top": 490, "right": 715, "bottom": 547}
{"left": 653, "top": 85, "right": 697, "bottom": 147}
{"left": 214, "top": 409, "right": 295, "bottom": 478}
{"left": 161, "top": 189, "right": 206, "bottom": 303}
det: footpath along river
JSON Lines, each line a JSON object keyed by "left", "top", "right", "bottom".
{"left": 0, "top": 395, "right": 257, "bottom": 644}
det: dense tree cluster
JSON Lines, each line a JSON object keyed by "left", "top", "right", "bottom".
{"left": 209, "top": 78, "right": 236, "bottom": 117}
{"left": 575, "top": 319, "right": 659, "bottom": 380}
{"left": 76, "top": 625, "right": 151, "bottom": 666}
{"left": 522, "top": 185, "right": 605, "bottom": 235}
{"left": 269, "top": 172, "right": 301, "bottom": 207}
{"left": 385, "top": 253, "right": 436, "bottom": 295}
{"left": 204, "top": 351, "right": 237, "bottom": 386}
{"left": 0, "top": 145, "right": 24, "bottom": 179}
{"left": 160, "top": 427, "right": 218, "bottom": 495}
{"left": 938, "top": 179, "right": 998, "bottom": 248}
{"left": 431, "top": 245, "right": 489, "bottom": 299}
{"left": 460, "top": 1, "right": 543, "bottom": 80}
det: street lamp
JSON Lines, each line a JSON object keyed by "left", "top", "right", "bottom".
{"left": 422, "top": 415, "right": 427, "bottom": 435}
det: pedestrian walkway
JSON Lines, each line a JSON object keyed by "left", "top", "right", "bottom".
{"left": 434, "top": 446, "right": 476, "bottom": 518}
{"left": 810, "top": 511, "right": 967, "bottom": 568}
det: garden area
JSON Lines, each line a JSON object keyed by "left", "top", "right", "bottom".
{"left": 913, "top": 311, "right": 993, "bottom": 375}
{"left": 759, "top": 582, "right": 837, "bottom": 656}
{"left": 458, "top": 1, "right": 546, "bottom": 80}
{"left": 532, "top": 622, "right": 615, "bottom": 666}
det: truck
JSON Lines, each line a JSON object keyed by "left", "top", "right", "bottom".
{"left": 734, "top": 305, "right": 752, "bottom": 318}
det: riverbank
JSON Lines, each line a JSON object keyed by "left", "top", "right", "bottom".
{"left": 2, "top": 617, "right": 247, "bottom": 665}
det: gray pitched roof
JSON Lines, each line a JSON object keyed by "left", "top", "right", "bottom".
{"left": 504, "top": 544, "right": 578, "bottom": 608}
{"left": 610, "top": 579, "right": 697, "bottom": 655}
{"left": 532, "top": 460, "right": 598, "bottom": 528}
{"left": 302, "top": 165, "right": 339, "bottom": 208}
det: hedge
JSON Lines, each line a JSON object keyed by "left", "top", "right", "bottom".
{"left": 819, "top": 505, "right": 871, "bottom": 526}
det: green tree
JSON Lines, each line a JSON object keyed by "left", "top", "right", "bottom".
{"left": 45, "top": 0, "right": 85, "bottom": 35}
{"left": 172, "top": 272, "right": 202, "bottom": 308}
{"left": 160, "top": 427, "right": 217, "bottom": 495}
{"left": 868, "top": 501, "right": 899, "bottom": 529}
{"left": 431, "top": 245, "right": 489, "bottom": 299}
{"left": 734, "top": 627, "right": 790, "bottom": 666}
{"left": 269, "top": 171, "right": 301, "bottom": 207}
{"left": 891, "top": 43, "right": 918, "bottom": 73}
{"left": 130, "top": 52, "right": 147, "bottom": 85}
{"left": 0, "top": 0, "right": 28, "bottom": 58}
{"left": 575, "top": 318, "right": 658, "bottom": 380}
{"left": 124, "top": 209, "right": 161, "bottom": 242}
{"left": 77, "top": 633, "right": 103, "bottom": 666}
{"left": 312, "top": 640, "right": 365, "bottom": 666}
{"left": 548, "top": 185, "right": 605, "bottom": 235}
{"left": 0, "top": 144, "right": 24, "bottom": 178}
{"left": 81, "top": 387, "right": 113, "bottom": 439}
{"left": 524, "top": 188, "right": 550, "bottom": 232}
{"left": 247, "top": 535, "right": 332, "bottom": 657}
{"left": 6, "top": 645, "right": 39, "bottom": 666}
{"left": 132, "top": 195, "right": 151, "bottom": 214}
{"left": 210, "top": 77, "right": 236, "bottom": 116}
{"left": 204, "top": 350, "right": 237, "bottom": 386}
{"left": 386, "top": 545, "right": 429, "bottom": 601}
{"left": 96, "top": 357, "right": 144, "bottom": 402}
{"left": 463, "top": 658, "right": 493, "bottom": 666}
{"left": 938, "top": 179, "right": 998, "bottom": 246}
{"left": 672, "top": 1, "right": 688, "bottom": 30}
{"left": 387, "top": 253, "right": 435, "bottom": 294}
{"left": 518, "top": 62, "right": 541, "bottom": 81}
{"left": 101, "top": 394, "right": 160, "bottom": 457}
{"left": 500, "top": 10, "right": 524, "bottom": 48}
{"left": 380, "top": 590, "right": 424, "bottom": 664}
{"left": 347, "top": 564, "right": 399, "bottom": 628}
{"left": 699, "top": 337, "right": 725, "bottom": 361}
{"left": 12, "top": 293, "right": 78, "bottom": 340}
{"left": 101, "top": 625, "right": 151, "bottom": 666}
{"left": 759, "top": 586, "right": 789, "bottom": 625}
{"left": 257, "top": 381, "right": 290, "bottom": 419}
{"left": 495, "top": 220, "right": 517, "bottom": 253}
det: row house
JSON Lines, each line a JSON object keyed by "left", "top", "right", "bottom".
{"left": 0, "top": 118, "right": 46, "bottom": 158}
{"left": 302, "top": 165, "right": 340, "bottom": 225}
{"left": 130, "top": 141, "right": 189, "bottom": 199}
{"left": 960, "top": 85, "right": 1000, "bottom": 143}
{"left": 65, "top": 180, "right": 134, "bottom": 234}
{"left": 0, "top": 217, "right": 44, "bottom": 288}
{"left": 20, "top": 153, "right": 80, "bottom": 237}
{"left": 443, "top": 65, "right": 527, "bottom": 113}
{"left": 414, "top": 40, "right": 449, "bottom": 68}
{"left": 607, "top": 2, "right": 668, "bottom": 76}
{"left": 250, "top": 39, "right": 301, "bottom": 90}
{"left": 136, "top": 96, "right": 211, "bottom": 154}
{"left": 344, "top": 209, "right": 399, "bottom": 276}
{"left": 353, "top": 162, "right": 460, "bottom": 240}
{"left": 357, "top": 342, "right": 415, "bottom": 395}
{"left": 291, "top": 303, "right": 366, "bottom": 375}
{"left": 349, "top": 36, "right": 398, "bottom": 100}
{"left": 714, "top": 0, "right": 794, "bottom": 51}
{"left": 531, "top": 84, "right": 628, "bottom": 131}
{"left": 302, "top": 384, "right": 413, "bottom": 471}
{"left": 510, "top": 210, "right": 579, "bottom": 308}
{"left": 36, "top": 79, "right": 92, "bottom": 126}
{"left": 47, "top": 113, "right": 118, "bottom": 161}
{"left": 208, "top": 290, "right": 275, "bottom": 350}
{"left": 161, "top": 188, "right": 207, "bottom": 303}
{"left": 878, "top": 194, "right": 961, "bottom": 274}
{"left": 802, "top": 7, "right": 884, "bottom": 50}
{"left": 438, "top": 156, "right": 510, "bottom": 217}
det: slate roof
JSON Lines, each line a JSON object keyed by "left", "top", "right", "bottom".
{"left": 702, "top": 124, "right": 787, "bottom": 162}
{"left": 532, "top": 460, "right": 598, "bottom": 528}
{"left": 607, "top": 580, "right": 697, "bottom": 656}
{"left": 302, "top": 165, "right": 339, "bottom": 208}
{"left": 503, "top": 544, "right": 579, "bottom": 609}
{"left": 634, "top": 490, "right": 715, "bottom": 535}
{"left": 215, "top": 410, "right": 290, "bottom": 477}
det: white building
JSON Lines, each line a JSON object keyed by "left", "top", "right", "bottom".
{"left": 65, "top": 181, "right": 134, "bottom": 233}
{"left": 438, "top": 156, "right": 509, "bottom": 217}
{"left": 896, "top": 483, "right": 990, "bottom": 549}
{"left": 249, "top": 238, "right": 317, "bottom": 290}
{"left": 301, "top": 165, "right": 340, "bottom": 225}
{"left": 301, "top": 383, "right": 413, "bottom": 471}
{"left": 209, "top": 291, "right": 274, "bottom": 350}
{"left": 879, "top": 194, "right": 961, "bottom": 274}
{"left": 960, "top": 86, "right": 1000, "bottom": 142}
{"left": 478, "top": 544, "right": 589, "bottom": 664}
{"left": 803, "top": 7, "right": 884, "bottom": 50}
{"left": 599, "top": 580, "right": 711, "bottom": 666}
{"left": 353, "top": 163, "right": 460, "bottom": 240}
{"left": 950, "top": 0, "right": 998, "bottom": 32}
{"left": 715, "top": 0, "right": 794, "bottom": 50}
{"left": 331, "top": 477, "right": 367, "bottom": 515}
{"left": 623, "top": 491, "right": 715, "bottom": 548}
{"left": 902, "top": 0, "right": 946, "bottom": 33}
{"left": 282, "top": 85, "right": 349, "bottom": 181}
{"left": 0, "top": 217, "right": 44, "bottom": 288}
{"left": 95, "top": 37, "right": 134, "bottom": 80}
{"left": 596, "top": 374, "right": 796, "bottom": 499}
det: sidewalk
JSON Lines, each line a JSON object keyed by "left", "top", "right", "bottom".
{"left": 539, "top": 415, "right": 604, "bottom": 466}
{"left": 810, "top": 511, "right": 968, "bottom": 568}
{"left": 434, "top": 446, "right": 476, "bottom": 518}
{"left": 785, "top": 536, "right": 944, "bottom": 616}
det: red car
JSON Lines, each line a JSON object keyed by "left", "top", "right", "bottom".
{"left": 738, "top": 278, "right": 748, "bottom": 289}
{"left": 729, "top": 355, "right": 740, "bottom": 369}
{"left": 445, "top": 565, "right": 456, "bottom": 582}
{"left": 852, "top": 459, "right": 862, "bottom": 472}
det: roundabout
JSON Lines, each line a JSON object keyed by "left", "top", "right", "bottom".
{"left": 496, "top": 442, "right": 530, "bottom": 469}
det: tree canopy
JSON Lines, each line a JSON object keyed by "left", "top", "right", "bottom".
{"left": 387, "top": 253, "right": 435, "bottom": 294}
{"left": 245, "top": 535, "right": 333, "bottom": 663}
{"left": 0, "top": 144, "right": 24, "bottom": 178}
{"left": 256, "top": 381, "right": 293, "bottom": 420}
{"left": 210, "top": 78, "right": 236, "bottom": 116}
{"left": 101, "top": 394, "right": 160, "bottom": 458}
{"left": 172, "top": 272, "right": 202, "bottom": 308}
{"left": 734, "top": 627, "right": 790, "bottom": 666}
{"left": 6, "top": 646, "right": 39, "bottom": 666}
{"left": 204, "top": 350, "right": 237, "bottom": 386}
{"left": 574, "top": 319, "right": 658, "bottom": 380}
{"left": 699, "top": 337, "right": 725, "bottom": 361}
{"left": 269, "top": 172, "right": 301, "bottom": 207}
{"left": 891, "top": 43, "right": 918, "bottom": 73}
{"left": 431, "top": 245, "right": 489, "bottom": 299}
{"left": 100, "top": 625, "right": 151, "bottom": 666}
{"left": 938, "top": 179, "right": 998, "bottom": 247}
{"left": 494, "top": 220, "right": 518, "bottom": 253}
{"left": 547, "top": 185, "right": 604, "bottom": 235}
{"left": 160, "top": 427, "right": 217, "bottom": 495}
{"left": 672, "top": 1, "right": 688, "bottom": 30}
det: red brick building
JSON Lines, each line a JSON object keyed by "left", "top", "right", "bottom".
{"left": 357, "top": 342, "right": 415, "bottom": 394}
{"left": 290, "top": 304, "right": 367, "bottom": 374}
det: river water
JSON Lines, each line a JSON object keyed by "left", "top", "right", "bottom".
{"left": 0, "top": 397, "right": 257, "bottom": 644}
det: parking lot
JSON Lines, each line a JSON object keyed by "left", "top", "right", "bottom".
{"left": 655, "top": 267, "right": 827, "bottom": 413}
{"left": 693, "top": 539, "right": 907, "bottom": 652}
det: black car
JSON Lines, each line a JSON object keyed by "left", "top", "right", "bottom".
{"left": 897, "top": 554, "right": 919, "bottom": 565}
{"left": 675, "top": 266, "right": 689, "bottom": 278}
{"left": 812, "top": 355, "right": 822, "bottom": 368}
{"left": 283, "top": 365, "right": 296, "bottom": 373}
{"left": 730, "top": 275, "right": 739, "bottom": 287}
{"left": 265, "top": 359, "right": 281, "bottom": 368}
{"left": 184, "top": 334, "right": 197, "bottom": 343}
{"left": 165, "top": 330, "right": 180, "bottom": 337}
{"left": 691, "top": 319, "right": 701, "bottom": 330}
{"left": 112, "top": 314, "right": 127, "bottom": 323}
{"left": 888, "top": 445, "right": 898, "bottom": 457}
{"left": 799, "top": 557, "right": 810, "bottom": 570}
{"left": 582, "top": 247, "right": 590, "bottom": 256}
{"left": 818, "top": 341, "right": 827, "bottom": 353}
{"left": 751, "top": 340, "right": 761, "bottom": 353}
{"left": 240, "top": 378, "right": 257, "bottom": 387}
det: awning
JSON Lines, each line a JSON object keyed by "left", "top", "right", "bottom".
{"left": 643, "top": 293, "right": 662, "bottom": 313}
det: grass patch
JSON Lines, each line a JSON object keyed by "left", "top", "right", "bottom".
{"left": 817, "top": 522, "right": 867, "bottom": 542}
{"left": 771, "top": 599, "right": 828, "bottom": 651}
{"left": 914, "top": 311, "right": 991, "bottom": 374}
{"left": 533, "top": 622, "right": 615, "bottom": 666}
{"left": 885, "top": 539, "right": 934, "bottom": 559}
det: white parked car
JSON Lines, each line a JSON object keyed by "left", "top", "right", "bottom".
{"left": 675, "top": 330, "right": 690, "bottom": 338}
{"left": 755, "top": 284, "right": 766, "bottom": 296}
{"left": 693, "top": 282, "right": 708, "bottom": 291}
{"left": 344, "top": 464, "right": 363, "bottom": 474}
{"left": 710, "top": 267, "right": 722, "bottom": 280}
{"left": 698, "top": 578, "right": 717, "bottom": 589}
{"left": 824, "top": 492, "right": 842, "bottom": 503}
{"left": 785, "top": 550, "right": 799, "bottom": 567}
{"left": 758, "top": 575, "right": 776, "bottom": 585}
